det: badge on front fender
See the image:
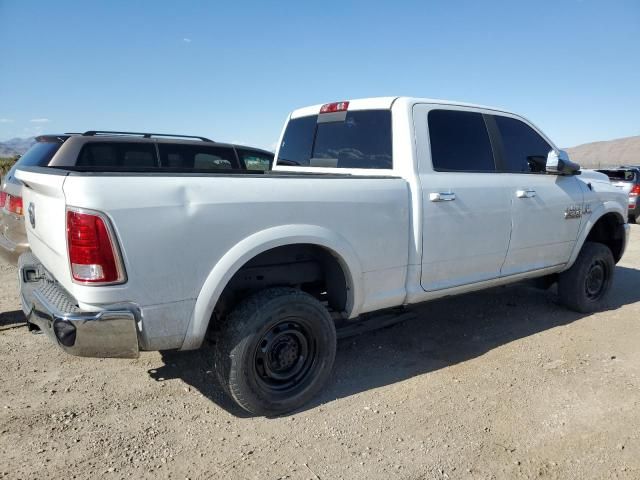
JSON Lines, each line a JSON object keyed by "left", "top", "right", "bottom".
{"left": 564, "top": 205, "right": 582, "bottom": 219}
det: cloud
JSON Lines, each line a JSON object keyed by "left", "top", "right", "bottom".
{"left": 183, "top": 38, "right": 192, "bottom": 43}
{"left": 30, "top": 118, "right": 50, "bottom": 123}
{"left": 0, "top": 118, "right": 14, "bottom": 123}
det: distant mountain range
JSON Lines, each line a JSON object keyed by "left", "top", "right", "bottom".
{"left": 0, "top": 137, "right": 35, "bottom": 157}
{"left": 565, "top": 135, "right": 640, "bottom": 169}
{"left": 1, "top": 134, "right": 638, "bottom": 168}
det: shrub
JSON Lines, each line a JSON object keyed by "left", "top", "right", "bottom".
{"left": 0, "top": 157, "right": 18, "bottom": 176}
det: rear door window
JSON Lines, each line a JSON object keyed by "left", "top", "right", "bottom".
{"left": 77, "top": 143, "right": 158, "bottom": 168}
{"left": 493, "top": 115, "right": 551, "bottom": 173}
{"left": 237, "top": 149, "right": 273, "bottom": 171}
{"left": 428, "top": 110, "right": 496, "bottom": 172}
{"left": 158, "top": 144, "right": 240, "bottom": 170}
{"left": 277, "top": 110, "right": 392, "bottom": 169}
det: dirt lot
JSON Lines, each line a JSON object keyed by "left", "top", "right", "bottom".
{"left": 1, "top": 227, "right": 639, "bottom": 480}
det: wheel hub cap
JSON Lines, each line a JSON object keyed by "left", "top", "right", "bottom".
{"left": 254, "top": 321, "right": 316, "bottom": 392}
{"left": 585, "top": 260, "right": 606, "bottom": 299}
{"left": 271, "top": 335, "right": 300, "bottom": 371}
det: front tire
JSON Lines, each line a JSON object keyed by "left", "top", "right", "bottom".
{"left": 558, "top": 242, "right": 615, "bottom": 313}
{"left": 214, "top": 287, "right": 337, "bottom": 416}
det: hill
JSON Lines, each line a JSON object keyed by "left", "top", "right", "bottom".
{"left": 0, "top": 137, "right": 35, "bottom": 157}
{"left": 565, "top": 135, "right": 640, "bottom": 169}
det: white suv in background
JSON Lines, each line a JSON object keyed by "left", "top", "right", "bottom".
{"left": 0, "top": 131, "right": 273, "bottom": 264}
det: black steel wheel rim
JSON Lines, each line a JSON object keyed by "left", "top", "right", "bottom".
{"left": 254, "top": 319, "right": 317, "bottom": 392}
{"left": 585, "top": 259, "right": 607, "bottom": 300}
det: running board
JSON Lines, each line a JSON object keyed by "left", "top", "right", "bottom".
{"left": 335, "top": 309, "right": 416, "bottom": 339}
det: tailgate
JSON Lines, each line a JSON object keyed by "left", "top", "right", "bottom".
{"left": 14, "top": 168, "right": 70, "bottom": 282}
{"left": 610, "top": 181, "right": 633, "bottom": 194}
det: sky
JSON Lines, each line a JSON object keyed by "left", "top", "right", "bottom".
{"left": 1, "top": 0, "right": 639, "bottom": 149}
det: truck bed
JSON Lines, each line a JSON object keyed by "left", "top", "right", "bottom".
{"left": 17, "top": 166, "right": 411, "bottom": 350}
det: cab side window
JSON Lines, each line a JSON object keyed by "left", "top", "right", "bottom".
{"left": 493, "top": 116, "right": 551, "bottom": 173}
{"left": 158, "top": 145, "right": 240, "bottom": 170}
{"left": 428, "top": 110, "right": 496, "bottom": 172}
{"left": 77, "top": 143, "right": 158, "bottom": 168}
{"left": 237, "top": 149, "right": 273, "bottom": 171}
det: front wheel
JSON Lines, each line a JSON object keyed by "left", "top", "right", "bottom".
{"left": 214, "top": 287, "right": 337, "bottom": 416}
{"left": 558, "top": 242, "right": 615, "bottom": 313}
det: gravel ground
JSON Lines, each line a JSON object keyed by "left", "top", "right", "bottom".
{"left": 1, "top": 226, "right": 639, "bottom": 480}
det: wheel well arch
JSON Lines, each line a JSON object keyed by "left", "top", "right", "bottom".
{"left": 181, "top": 226, "right": 363, "bottom": 351}
{"left": 583, "top": 211, "right": 626, "bottom": 263}
{"left": 210, "top": 243, "right": 351, "bottom": 334}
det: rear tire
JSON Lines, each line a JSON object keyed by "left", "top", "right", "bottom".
{"left": 629, "top": 214, "right": 637, "bottom": 224}
{"left": 558, "top": 242, "right": 614, "bottom": 313}
{"left": 214, "top": 287, "right": 337, "bottom": 416}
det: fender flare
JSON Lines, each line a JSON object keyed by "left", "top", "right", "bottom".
{"left": 180, "top": 224, "right": 364, "bottom": 350}
{"left": 566, "top": 201, "right": 627, "bottom": 269}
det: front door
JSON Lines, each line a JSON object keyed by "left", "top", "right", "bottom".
{"left": 489, "top": 114, "right": 584, "bottom": 275}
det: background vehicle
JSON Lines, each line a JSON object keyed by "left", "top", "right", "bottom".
{"left": 16, "top": 98, "right": 629, "bottom": 416}
{"left": 0, "top": 132, "right": 273, "bottom": 264}
{"left": 596, "top": 166, "right": 640, "bottom": 223}
{"left": 0, "top": 135, "right": 67, "bottom": 264}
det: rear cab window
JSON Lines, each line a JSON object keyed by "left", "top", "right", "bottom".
{"left": 277, "top": 110, "right": 392, "bottom": 169}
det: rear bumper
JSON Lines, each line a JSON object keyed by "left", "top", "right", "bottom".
{"left": 19, "top": 253, "right": 139, "bottom": 358}
{"left": 0, "top": 210, "right": 29, "bottom": 266}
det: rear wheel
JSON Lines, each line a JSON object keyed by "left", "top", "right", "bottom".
{"left": 558, "top": 242, "right": 614, "bottom": 313}
{"left": 629, "top": 214, "right": 636, "bottom": 224}
{"left": 214, "top": 287, "right": 336, "bottom": 416}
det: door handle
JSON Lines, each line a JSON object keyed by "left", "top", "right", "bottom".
{"left": 516, "top": 189, "right": 536, "bottom": 198}
{"left": 429, "top": 192, "right": 456, "bottom": 202}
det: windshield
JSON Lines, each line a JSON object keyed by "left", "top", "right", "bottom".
{"left": 277, "top": 110, "right": 392, "bottom": 169}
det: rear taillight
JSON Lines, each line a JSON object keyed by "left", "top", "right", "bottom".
{"left": 66, "top": 209, "right": 125, "bottom": 284}
{"left": 630, "top": 184, "right": 640, "bottom": 196}
{"left": 6, "top": 195, "right": 23, "bottom": 215}
{"left": 0, "top": 191, "right": 6, "bottom": 208}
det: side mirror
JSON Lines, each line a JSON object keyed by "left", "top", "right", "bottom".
{"left": 546, "top": 149, "right": 580, "bottom": 175}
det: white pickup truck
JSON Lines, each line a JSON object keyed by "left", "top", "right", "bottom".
{"left": 16, "top": 97, "right": 630, "bottom": 415}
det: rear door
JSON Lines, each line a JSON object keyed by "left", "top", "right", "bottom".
{"left": 415, "top": 106, "right": 512, "bottom": 291}
{"left": 491, "top": 114, "right": 584, "bottom": 275}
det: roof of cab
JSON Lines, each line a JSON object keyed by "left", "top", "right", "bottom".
{"left": 289, "top": 96, "right": 512, "bottom": 119}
